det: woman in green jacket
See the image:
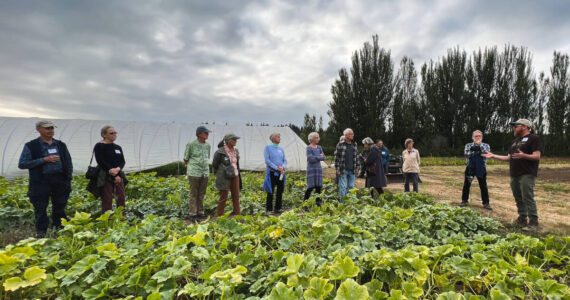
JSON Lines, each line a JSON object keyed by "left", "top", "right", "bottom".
{"left": 212, "top": 133, "right": 241, "bottom": 217}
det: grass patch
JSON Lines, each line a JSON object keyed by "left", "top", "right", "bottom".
{"left": 539, "top": 183, "right": 570, "bottom": 193}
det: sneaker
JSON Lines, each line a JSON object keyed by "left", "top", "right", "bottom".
{"left": 483, "top": 204, "right": 493, "bottom": 210}
{"left": 458, "top": 202, "right": 468, "bottom": 207}
{"left": 188, "top": 216, "right": 199, "bottom": 223}
{"left": 273, "top": 209, "right": 283, "bottom": 215}
{"left": 522, "top": 217, "right": 539, "bottom": 232}
{"left": 522, "top": 223, "right": 540, "bottom": 232}
{"left": 36, "top": 232, "right": 47, "bottom": 239}
{"left": 197, "top": 214, "right": 208, "bottom": 220}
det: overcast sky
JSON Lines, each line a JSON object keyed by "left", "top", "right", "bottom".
{"left": 0, "top": 0, "right": 568, "bottom": 127}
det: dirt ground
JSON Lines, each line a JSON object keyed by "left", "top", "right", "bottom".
{"left": 323, "top": 164, "right": 570, "bottom": 235}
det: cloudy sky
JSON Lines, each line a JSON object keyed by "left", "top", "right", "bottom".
{"left": 0, "top": 0, "right": 568, "bottom": 126}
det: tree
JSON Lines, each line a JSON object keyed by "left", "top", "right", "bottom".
{"left": 391, "top": 56, "right": 418, "bottom": 146}
{"left": 465, "top": 47, "right": 499, "bottom": 133}
{"left": 534, "top": 72, "right": 549, "bottom": 135}
{"left": 329, "top": 35, "right": 393, "bottom": 141}
{"left": 421, "top": 47, "right": 467, "bottom": 149}
{"left": 511, "top": 46, "right": 536, "bottom": 121}
{"left": 547, "top": 51, "right": 569, "bottom": 142}
{"left": 299, "top": 113, "right": 317, "bottom": 143}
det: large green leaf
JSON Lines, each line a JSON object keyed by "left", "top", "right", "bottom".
{"left": 436, "top": 292, "right": 465, "bottom": 300}
{"left": 335, "top": 279, "right": 369, "bottom": 300}
{"left": 329, "top": 256, "right": 360, "bottom": 280}
{"left": 303, "top": 277, "right": 333, "bottom": 300}
{"left": 268, "top": 282, "right": 297, "bottom": 300}
{"left": 534, "top": 279, "right": 569, "bottom": 297}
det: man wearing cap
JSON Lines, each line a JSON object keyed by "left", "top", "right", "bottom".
{"left": 18, "top": 120, "right": 73, "bottom": 238}
{"left": 484, "top": 119, "right": 542, "bottom": 231}
{"left": 184, "top": 126, "right": 211, "bottom": 222}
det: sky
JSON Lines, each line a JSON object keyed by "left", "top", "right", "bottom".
{"left": 0, "top": 0, "right": 568, "bottom": 127}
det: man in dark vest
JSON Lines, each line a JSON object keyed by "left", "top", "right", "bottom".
{"left": 18, "top": 120, "right": 73, "bottom": 237}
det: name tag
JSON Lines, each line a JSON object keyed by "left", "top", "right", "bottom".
{"left": 382, "top": 151, "right": 386, "bottom": 155}
{"left": 205, "top": 153, "right": 209, "bottom": 158}
{"left": 48, "top": 148, "right": 58, "bottom": 154}
{"left": 522, "top": 137, "right": 528, "bottom": 142}
{"left": 411, "top": 152, "right": 416, "bottom": 156}
{"left": 225, "top": 157, "right": 229, "bottom": 161}
{"left": 115, "top": 149, "right": 121, "bottom": 154}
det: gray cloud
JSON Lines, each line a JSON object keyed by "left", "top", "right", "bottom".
{"left": 0, "top": 0, "right": 568, "bottom": 126}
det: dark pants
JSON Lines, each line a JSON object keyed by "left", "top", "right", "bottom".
{"left": 404, "top": 172, "right": 419, "bottom": 193}
{"left": 461, "top": 170, "right": 489, "bottom": 205}
{"left": 304, "top": 186, "right": 322, "bottom": 205}
{"left": 266, "top": 172, "right": 284, "bottom": 211}
{"left": 28, "top": 174, "right": 71, "bottom": 235}
{"left": 101, "top": 178, "right": 126, "bottom": 214}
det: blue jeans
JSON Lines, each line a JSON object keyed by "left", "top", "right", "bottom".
{"left": 338, "top": 170, "right": 356, "bottom": 199}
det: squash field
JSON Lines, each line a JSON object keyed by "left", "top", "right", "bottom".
{"left": 1, "top": 173, "right": 569, "bottom": 299}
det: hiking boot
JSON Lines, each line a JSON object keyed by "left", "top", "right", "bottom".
{"left": 513, "top": 215, "right": 528, "bottom": 227}
{"left": 197, "top": 213, "right": 208, "bottom": 220}
{"left": 483, "top": 204, "right": 493, "bottom": 210}
{"left": 458, "top": 201, "right": 468, "bottom": 207}
{"left": 522, "top": 216, "right": 540, "bottom": 232}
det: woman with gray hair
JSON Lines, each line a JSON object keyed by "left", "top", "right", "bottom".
{"left": 94, "top": 125, "right": 127, "bottom": 214}
{"left": 262, "top": 132, "right": 287, "bottom": 214}
{"left": 358, "top": 137, "right": 375, "bottom": 178}
{"left": 402, "top": 138, "right": 420, "bottom": 192}
{"left": 304, "top": 132, "right": 325, "bottom": 205}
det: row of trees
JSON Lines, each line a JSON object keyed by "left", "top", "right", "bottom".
{"left": 308, "top": 35, "right": 569, "bottom": 155}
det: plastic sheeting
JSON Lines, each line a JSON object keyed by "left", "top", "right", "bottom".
{"left": 0, "top": 117, "right": 309, "bottom": 178}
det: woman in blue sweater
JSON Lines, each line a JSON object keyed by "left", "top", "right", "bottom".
{"left": 263, "top": 133, "right": 287, "bottom": 214}
{"left": 304, "top": 132, "right": 325, "bottom": 206}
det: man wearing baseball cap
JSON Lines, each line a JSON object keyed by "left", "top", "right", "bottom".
{"left": 18, "top": 120, "right": 73, "bottom": 238}
{"left": 183, "top": 125, "right": 211, "bottom": 222}
{"left": 483, "top": 118, "right": 542, "bottom": 231}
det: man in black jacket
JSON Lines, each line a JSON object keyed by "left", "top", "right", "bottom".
{"left": 18, "top": 120, "right": 73, "bottom": 237}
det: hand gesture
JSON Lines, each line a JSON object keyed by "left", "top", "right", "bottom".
{"left": 43, "top": 155, "right": 60, "bottom": 163}
{"left": 482, "top": 152, "right": 493, "bottom": 159}
{"left": 511, "top": 149, "right": 525, "bottom": 159}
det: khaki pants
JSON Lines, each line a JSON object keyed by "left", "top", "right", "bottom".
{"left": 510, "top": 174, "right": 537, "bottom": 218}
{"left": 188, "top": 176, "right": 208, "bottom": 217}
{"left": 217, "top": 177, "right": 240, "bottom": 216}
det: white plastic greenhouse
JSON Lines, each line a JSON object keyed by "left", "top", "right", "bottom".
{"left": 0, "top": 117, "right": 310, "bottom": 178}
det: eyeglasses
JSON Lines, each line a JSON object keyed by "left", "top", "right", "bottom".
{"left": 108, "top": 132, "right": 118, "bottom": 135}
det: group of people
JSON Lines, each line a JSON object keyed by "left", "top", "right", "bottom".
{"left": 18, "top": 121, "right": 126, "bottom": 237}
{"left": 460, "top": 118, "right": 542, "bottom": 231}
{"left": 333, "top": 128, "right": 421, "bottom": 198}
{"left": 184, "top": 127, "right": 290, "bottom": 222}
{"left": 18, "top": 117, "right": 543, "bottom": 237}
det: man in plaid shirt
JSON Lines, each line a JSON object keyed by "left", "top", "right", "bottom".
{"left": 459, "top": 130, "right": 491, "bottom": 210}
{"left": 335, "top": 128, "right": 359, "bottom": 200}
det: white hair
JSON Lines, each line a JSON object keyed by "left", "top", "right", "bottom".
{"left": 343, "top": 128, "right": 353, "bottom": 136}
{"left": 269, "top": 132, "right": 280, "bottom": 142}
{"left": 308, "top": 132, "right": 319, "bottom": 143}
{"left": 472, "top": 130, "right": 483, "bottom": 136}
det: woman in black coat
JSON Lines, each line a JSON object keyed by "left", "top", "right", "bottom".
{"left": 363, "top": 138, "right": 387, "bottom": 197}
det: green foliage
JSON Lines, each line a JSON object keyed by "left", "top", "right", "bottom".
{"left": 1, "top": 172, "right": 569, "bottom": 299}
